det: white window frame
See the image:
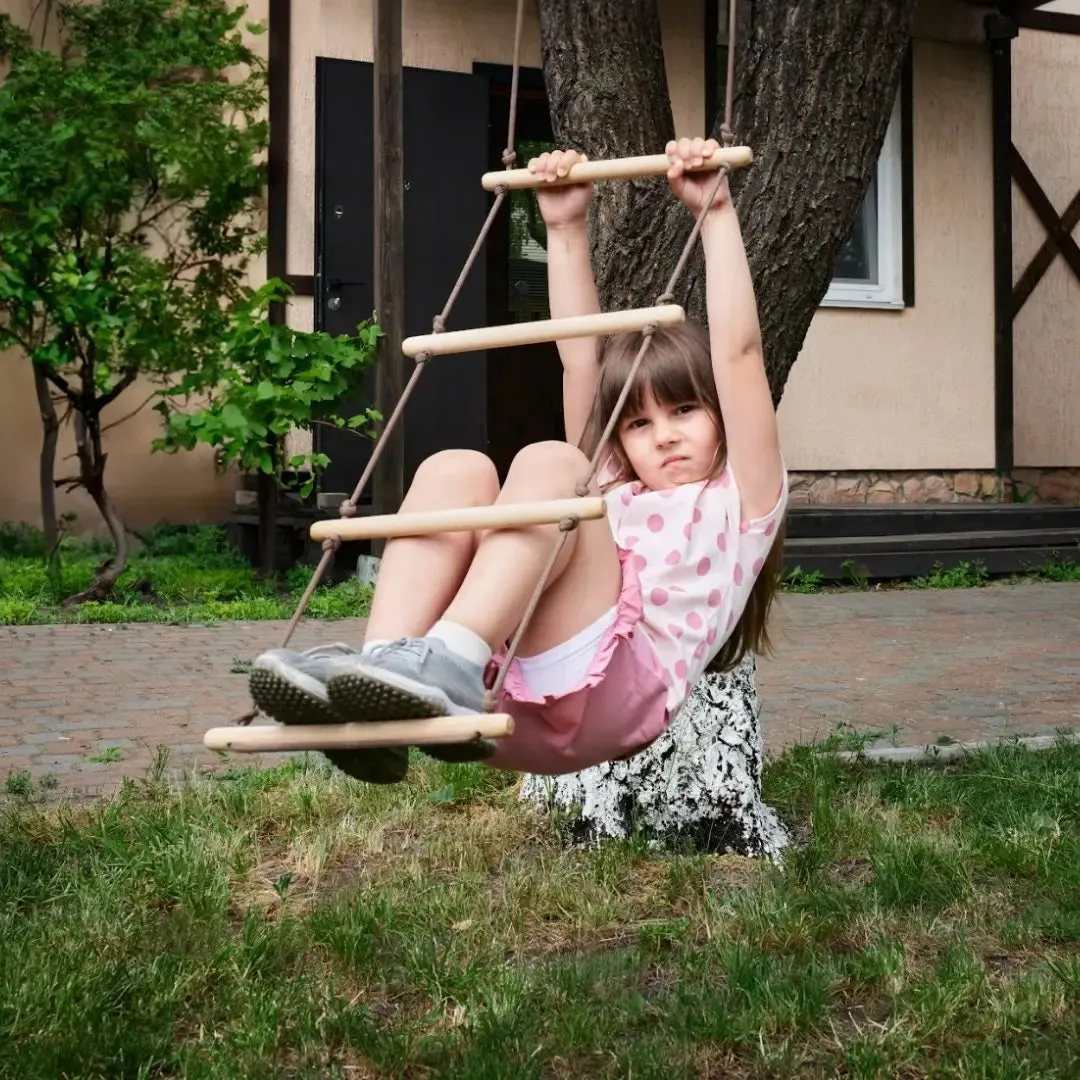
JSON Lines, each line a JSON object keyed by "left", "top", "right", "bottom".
{"left": 821, "top": 91, "right": 906, "bottom": 310}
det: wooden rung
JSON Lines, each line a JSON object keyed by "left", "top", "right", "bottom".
{"left": 203, "top": 714, "right": 514, "bottom": 752}
{"left": 481, "top": 145, "right": 754, "bottom": 192}
{"left": 310, "top": 495, "right": 605, "bottom": 543}
{"left": 402, "top": 304, "right": 685, "bottom": 358}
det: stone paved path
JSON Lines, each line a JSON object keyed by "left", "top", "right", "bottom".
{"left": 2, "top": 581, "right": 1078, "bottom": 800}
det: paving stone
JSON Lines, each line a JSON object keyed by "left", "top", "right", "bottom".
{"left": 1, "top": 589, "right": 1078, "bottom": 801}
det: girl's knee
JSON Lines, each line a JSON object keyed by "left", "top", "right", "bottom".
{"left": 507, "top": 441, "right": 589, "bottom": 481}
{"left": 410, "top": 449, "right": 498, "bottom": 497}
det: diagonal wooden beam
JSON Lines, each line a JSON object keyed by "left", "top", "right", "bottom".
{"left": 1010, "top": 145, "right": 1080, "bottom": 312}
{"left": 1014, "top": 184, "right": 1080, "bottom": 317}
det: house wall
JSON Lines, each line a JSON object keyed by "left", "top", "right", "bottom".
{"left": 777, "top": 38, "right": 997, "bottom": 472}
{"left": 1012, "top": 3, "right": 1080, "bottom": 468}
{"left": 0, "top": 0, "right": 706, "bottom": 534}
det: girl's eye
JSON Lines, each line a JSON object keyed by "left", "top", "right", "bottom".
{"left": 675, "top": 404, "right": 697, "bottom": 416}
{"left": 625, "top": 417, "right": 647, "bottom": 430}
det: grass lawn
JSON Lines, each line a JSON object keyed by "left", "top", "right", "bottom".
{"left": 3, "top": 523, "right": 1078, "bottom": 627}
{"left": 3, "top": 738, "right": 1079, "bottom": 1078}
{"left": 0, "top": 523, "right": 372, "bottom": 625}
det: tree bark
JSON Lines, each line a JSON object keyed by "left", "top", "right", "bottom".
{"left": 257, "top": 440, "right": 279, "bottom": 579}
{"left": 525, "top": 0, "right": 919, "bottom": 854}
{"left": 32, "top": 363, "right": 62, "bottom": 580}
{"left": 535, "top": 0, "right": 919, "bottom": 399}
{"left": 61, "top": 410, "right": 129, "bottom": 608}
{"left": 520, "top": 653, "right": 791, "bottom": 858}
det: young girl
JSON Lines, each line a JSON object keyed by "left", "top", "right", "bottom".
{"left": 249, "top": 136, "right": 788, "bottom": 785}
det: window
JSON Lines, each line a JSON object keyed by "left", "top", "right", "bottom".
{"left": 707, "top": 2, "right": 911, "bottom": 311}
{"left": 822, "top": 91, "right": 906, "bottom": 310}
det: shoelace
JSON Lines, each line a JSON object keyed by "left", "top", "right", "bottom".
{"left": 300, "top": 642, "right": 360, "bottom": 660}
{"left": 362, "top": 637, "right": 431, "bottom": 666}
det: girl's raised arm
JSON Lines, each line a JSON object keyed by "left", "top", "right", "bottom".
{"left": 667, "top": 138, "right": 783, "bottom": 521}
{"left": 531, "top": 151, "right": 602, "bottom": 448}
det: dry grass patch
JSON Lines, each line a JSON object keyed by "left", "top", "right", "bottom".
{"left": 3, "top": 739, "right": 1080, "bottom": 1078}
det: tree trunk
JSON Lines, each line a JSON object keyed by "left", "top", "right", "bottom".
{"left": 535, "top": 0, "right": 919, "bottom": 399}
{"left": 32, "top": 363, "right": 62, "bottom": 586}
{"left": 257, "top": 463, "right": 279, "bottom": 578}
{"left": 524, "top": 0, "right": 918, "bottom": 854}
{"left": 520, "top": 653, "right": 791, "bottom": 858}
{"left": 61, "top": 410, "right": 129, "bottom": 608}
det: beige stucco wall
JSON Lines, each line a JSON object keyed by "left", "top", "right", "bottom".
{"left": 777, "top": 38, "right": 997, "bottom": 471}
{"left": 1011, "top": 12, "right": 1080, "bottom": 467}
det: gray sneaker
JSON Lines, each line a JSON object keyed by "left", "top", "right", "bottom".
{"left": 325, "top": 637, "right": 497, "bottom": 763}
{"left": 249, "top": 642, "right": 409, "bottom": 784}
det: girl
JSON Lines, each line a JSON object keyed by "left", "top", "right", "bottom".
{"left": 249, "top": 136, "right": 788, "bottom": 785}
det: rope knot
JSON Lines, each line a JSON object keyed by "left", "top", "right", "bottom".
{"left": 501, "top": 148, "right": 517, "bottom": 168}
{"left": 558, "top": 515, "right": 580, "bottom": 533}
{"left": 493, "top": 183, "right": 508, "bottom": 198}
{"left": 321, "top": 536, "right": 341, "bottom": 554}
{"left": 339, "top": 501, "right": 357, "bottom": 519}
{"left": 482, "top": 687, "right": 498, "bottom": 713}
{"left": 720, "top": 123, "right": 735, "bottom": 148}
{"left": 574, "top": 481, "right": 590, "bottom": 498}
{"left": 655, "top": 292, "right": 675, "bottom": 306}
{"left": 432, "top": 315, "right": 446, "bottom": 334}
{"left": 642, "top": 322, "right": 658, "bottom": 338}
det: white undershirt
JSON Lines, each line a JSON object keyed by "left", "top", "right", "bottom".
{"left": 515, "top": 605, "right": 618, "bottom": 697}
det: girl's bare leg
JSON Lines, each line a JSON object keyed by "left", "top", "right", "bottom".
{"left": 442, "top": 440, "right": 622, "bottom": 653}
{"left": 323, "top": 441, "right": 621, "bottom": 730}
{"left": 364, "top": 449, "right": 500, "bottom": 642}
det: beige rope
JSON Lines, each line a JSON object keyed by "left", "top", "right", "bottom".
{"left": 486, "top": 0, "right": 742, "bottom": 706}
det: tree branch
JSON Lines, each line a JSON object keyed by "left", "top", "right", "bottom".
{"left": 41, "top": 362, "right": 78, "bottom": 402}
{"left": 130, "top": 197, "right": 186, "bottom": 238}
{"left": 96, "top": 367, "right": 139, "bottom": 413}
{"left": 99, "top": 388, "right": 157, "bottom": 434}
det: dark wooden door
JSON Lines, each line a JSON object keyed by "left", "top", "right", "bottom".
{"left": 314, "top": 59, "right": 489, "bottom": 499}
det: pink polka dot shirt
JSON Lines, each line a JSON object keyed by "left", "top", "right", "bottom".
{"left": 601, "top": 461, "right": 788, "bottom": 713}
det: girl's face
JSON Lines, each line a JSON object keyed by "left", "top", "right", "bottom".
{"left": 618, "top": 388, "right": 722, "bottom": 490}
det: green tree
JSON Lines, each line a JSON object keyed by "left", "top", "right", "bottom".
{"left": 154, "top": 279, "right": 381, "bottom": 512}
{"left": 0, "top": 0, "right": 268, "bottom": 604}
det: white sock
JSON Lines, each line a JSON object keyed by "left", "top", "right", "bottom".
{"left": 427, "top": 619, "right": 492, "bottom": 669}
{"left": 361, "top": 639, "right": 390, "bottom": 654}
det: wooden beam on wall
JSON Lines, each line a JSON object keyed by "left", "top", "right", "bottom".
{"left": 267, "top": 0, "right": 291, "bottom": 326}
{"left": 371, "top": 0, "right": 406, "bottom": 531}
{"left": 988, "top": 11, "right": 1016, "bottom": 474}
{"left": 1015, "top": 10, "right": 1080, "bottom": 35}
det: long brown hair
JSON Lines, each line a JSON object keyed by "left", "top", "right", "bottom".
{"left": 578, "top": 322, "right": 786, "bottom": 673}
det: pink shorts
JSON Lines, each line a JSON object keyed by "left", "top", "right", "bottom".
{"left": 483, "top": 547, "right": 671, "bottom": 775}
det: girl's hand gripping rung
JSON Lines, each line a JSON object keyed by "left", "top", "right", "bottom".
{"left": 481, "top": 145, "right": 754, "bottom": 192}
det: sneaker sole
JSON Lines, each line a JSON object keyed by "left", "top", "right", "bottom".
{"left": 325, "top": 668, "right": 458, "bottom": 723}
{"left": 250, "top": 663, "right": 334, "bottom": 726}
{"left": 248, "top": 664, "right": 408, "bottom": 786}
{"left": 326, "top": 667, "right": 496, "bottom": 764}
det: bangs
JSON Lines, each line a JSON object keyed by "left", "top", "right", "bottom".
{"left": 598, "top": 323, "right": 717, "bottom": 421}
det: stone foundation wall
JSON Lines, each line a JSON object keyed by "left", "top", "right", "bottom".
{"left": 787, "top": 468, "right": 1080, "bottom": 506}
